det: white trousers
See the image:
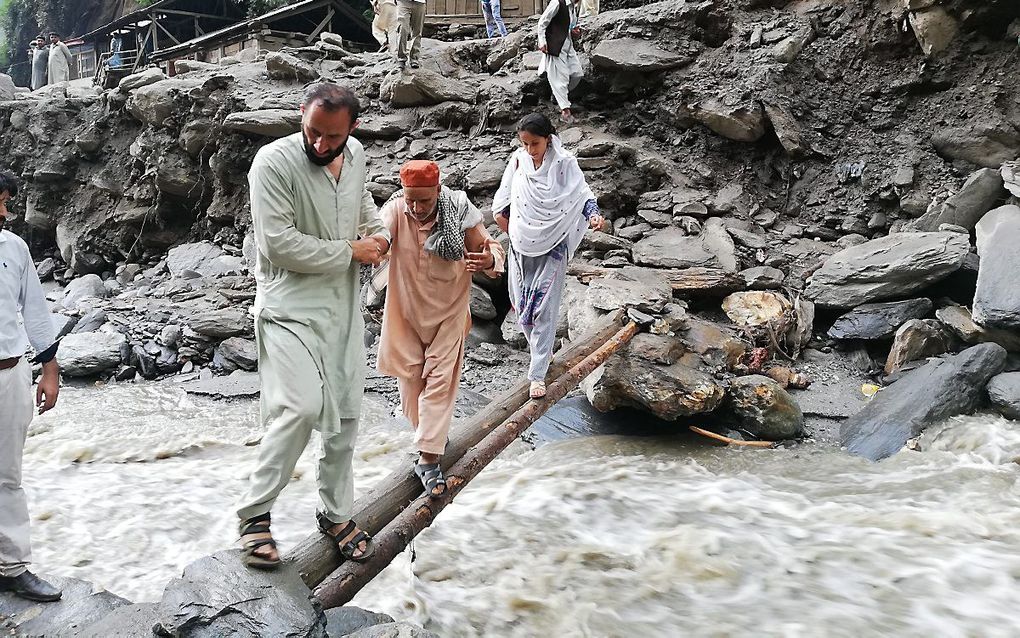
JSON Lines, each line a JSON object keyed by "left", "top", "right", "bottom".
{"left": 544, "top": 44, "right": 583, "bottom": 110}
{"left": 0, "top": 359, "right": 34, "bottom": 577}
{"left": 373, "top": 1, "right": 398, "bottom": 49}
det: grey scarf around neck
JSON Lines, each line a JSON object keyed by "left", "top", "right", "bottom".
{"left": 388, "top": 187, "right": 465, "bottom": 261}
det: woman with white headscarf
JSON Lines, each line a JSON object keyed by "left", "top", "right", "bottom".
{"left": 493, "top": 113, "right": 605, "bottom": 399}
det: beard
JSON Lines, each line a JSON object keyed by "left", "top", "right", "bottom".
{"left": 303, "top": 136, "right": 346, "bottom": 167}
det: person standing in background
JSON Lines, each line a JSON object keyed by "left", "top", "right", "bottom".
{"left": 46, "top": 32, "right": 73, "bottom": 84}
{"left": 30, "top": 38, "right": 49, "bottom": 91}
{"left": 395, "top": 0, "right": 426, "bottom": 71}
{"left": 481, "top": 0, "right": 509, "bottom": 39}
{"left": 536, "top": 0, "right": 584, "bottom": 123}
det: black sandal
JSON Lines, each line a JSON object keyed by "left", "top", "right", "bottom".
{"left": 414, "top": 461, "right": 448, "bottom": 498}
{"left": 239, "top": 513, "right": 280, "bottom": 570}
{"left": 316, "top": 511, "right": 375, "bottom": 563}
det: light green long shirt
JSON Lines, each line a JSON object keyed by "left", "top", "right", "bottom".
{"left": 249, "top": 133, "right": 389, "bottom": 427}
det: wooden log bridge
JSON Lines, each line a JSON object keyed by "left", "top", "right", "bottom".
{"left": 315, "top": 318, "right": 640, "bottom": 606}
{"left": 283, "top": 309, "right": 637, "bottom": 597}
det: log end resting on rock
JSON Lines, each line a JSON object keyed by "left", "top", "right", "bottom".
{"left": 313, "top": 320, "right": 641, "bottom": 608}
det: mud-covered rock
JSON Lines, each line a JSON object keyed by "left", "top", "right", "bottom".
{"left": 727, "top": 375, "right": 804, "bottom": 440}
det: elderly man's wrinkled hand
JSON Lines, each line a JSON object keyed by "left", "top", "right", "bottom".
{"left": 352, "top": 238, "right": 385, "bottom": 266}
{"left": 465, "top": 247, "right": 495, "bottom": 272}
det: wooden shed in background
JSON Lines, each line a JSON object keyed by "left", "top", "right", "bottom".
{"left": 424, "top": 0, "right": 545, "bottom": 25}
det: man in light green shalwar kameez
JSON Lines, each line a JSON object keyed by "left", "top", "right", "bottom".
{"left": 237, "top": 83, "right": 391, "bottom": 569}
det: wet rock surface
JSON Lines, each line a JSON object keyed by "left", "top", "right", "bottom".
{"left": 841, "top": 343, "right": 1008, "bottom": 461}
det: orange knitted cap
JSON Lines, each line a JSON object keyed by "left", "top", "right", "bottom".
{"left": 400, "top": 160, "right": 440, "bottom": 187}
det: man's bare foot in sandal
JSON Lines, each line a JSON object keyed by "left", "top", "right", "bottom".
{"left": 415, "top": 452, "right": 447, "bottom": 498}
{"left": 316, "top": 511, "right": 374, "bottom": 562}
{"left": 530, "top": 381, "right": 546, "bottom": 398}
{"left": 239, "top": 513, "right": 280, "bottom": 569}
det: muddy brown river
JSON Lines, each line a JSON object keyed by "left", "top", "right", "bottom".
{"left": 20, "top": 382, "right": 1020, "bottom": 637}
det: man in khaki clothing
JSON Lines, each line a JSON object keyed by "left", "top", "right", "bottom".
{"left": 395, "top": 0, "right": 426, "bottom": 70}
{"left": 237, "top": 83, "right": 391, "bottom": 569}
{"left": 377, "top": 160, "right": 504, "bottom": 497}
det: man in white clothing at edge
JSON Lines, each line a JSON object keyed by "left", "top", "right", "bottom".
{"left": 537, "top": 0, "right": 584, "bottom": 123}
{"left": 0, "top": 170, "right": 63, "bottom": 602}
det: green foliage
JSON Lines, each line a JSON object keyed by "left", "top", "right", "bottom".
{"left": 244, "top": 0, "right": 291, "bottom": 17}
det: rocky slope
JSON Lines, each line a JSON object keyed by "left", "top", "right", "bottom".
{"left": 1, "top": 0, "right": 1020, "bottom": 452}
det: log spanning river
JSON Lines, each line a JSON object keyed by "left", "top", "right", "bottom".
{"left": 22, "top": 382, "right": 1020, "bottom": 636}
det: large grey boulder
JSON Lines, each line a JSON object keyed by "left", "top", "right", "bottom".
{"left": 118, "top": 67, "right": 166, "bottom": 92}
{"left": 936, "top": 304, "right": 1020, "bottom": 352}
{"left": 356, "top": 112, "right": 415, "bottom": 140}
{"left": 223, "top": 109, "right": 302, "bottom": 138}
{"left": 632, "top": 219, "right": 737, "bottom": 272}
{"left": 907, "top": 5, "right": 958, "bottom": 56}
{"left": 590, "top": 38, "right": 688, "bottom": 72}
{"left": 466, "top": 157, "right": 506, "bottom": 192}
{"left": 910, "top": 168, "right": 1004, "bottom": 231}
{"left": 931, "top": 123, "right": 1020, "bottom": 168}
{"left": 154, "top": 550, "right": 327, "bottom": 637}
{"left": 59, "top": 331, "right": 127, "bottom": 377}
{"left": 587, "top": 271, "right": 672, "bottom": 313}
{"left": 266, "top": 51, "right": 319, "bottom": 81}
{"left": 804, "top": 232, "right": 969, "bottom": 308}
{"left": 687, "top": 98, "right": 766, "bottom": 143}
{"left": 973, "top": 205, "right": 1020, "bottom": 329}
{"left": 827, "top": 298, "right": 932, "bottom": 340}
{"left": 325, "top": 607, "right": 396, "bottom": 637}
{"left": 380, "top": 70, "right": 477, "bottom": 107}
{"left": 0, "top": 73, "right": 16, "bottom": 100}
{"left": 727, "top": 375, "right": 804, "bottom": 441}
{"left": 188, "top": 308, "right": 250, "bottom": 338}
{"left": 884, "top": 318, "right": 956, "bottom": 375}
{"left": 586, "top": 352, "right": 725, "bottom": 420}
{"left": 166, "top": 241, "right": 226, "bottom": 277}
{"left": 125, "top": 79, "right": 202, "bottom": 127}
{"left": 841, "top": 343, "right": 1007, "bottom": 460}
{"left": 987, "top": 372, "right": 1020, "bottom": 420}
{"left": 0, "top": 576, "right": 129, "bottom": 637}
{"left": 62, "top": 274, "right": 108, "bottom": 310}
{"left": 213, "top": 337, "right": 258, "bottom": 371}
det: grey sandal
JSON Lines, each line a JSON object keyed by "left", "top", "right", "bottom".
{"left": 414, "top": 462, "right": 448, "bottom": 498}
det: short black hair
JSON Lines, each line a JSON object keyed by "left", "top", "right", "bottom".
{"left": 302, "top": 83, "right": 360, "bottom": 122}
{"left": 518, "top": 112, "right": 556, "bottom": 138}
{"left": 48, "top": 32, "right": 59, "bottom": 37}
{"left": 0, "top": 171, "right": 19, "bottom": 198}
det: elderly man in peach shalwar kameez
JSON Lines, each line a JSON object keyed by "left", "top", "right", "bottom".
{"left": 377, "top": 160, "right": 505, "bottom": 498}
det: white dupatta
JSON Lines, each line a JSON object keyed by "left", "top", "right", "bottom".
{"left": 492, "top": 135, "right": 594, "bottom": 259}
